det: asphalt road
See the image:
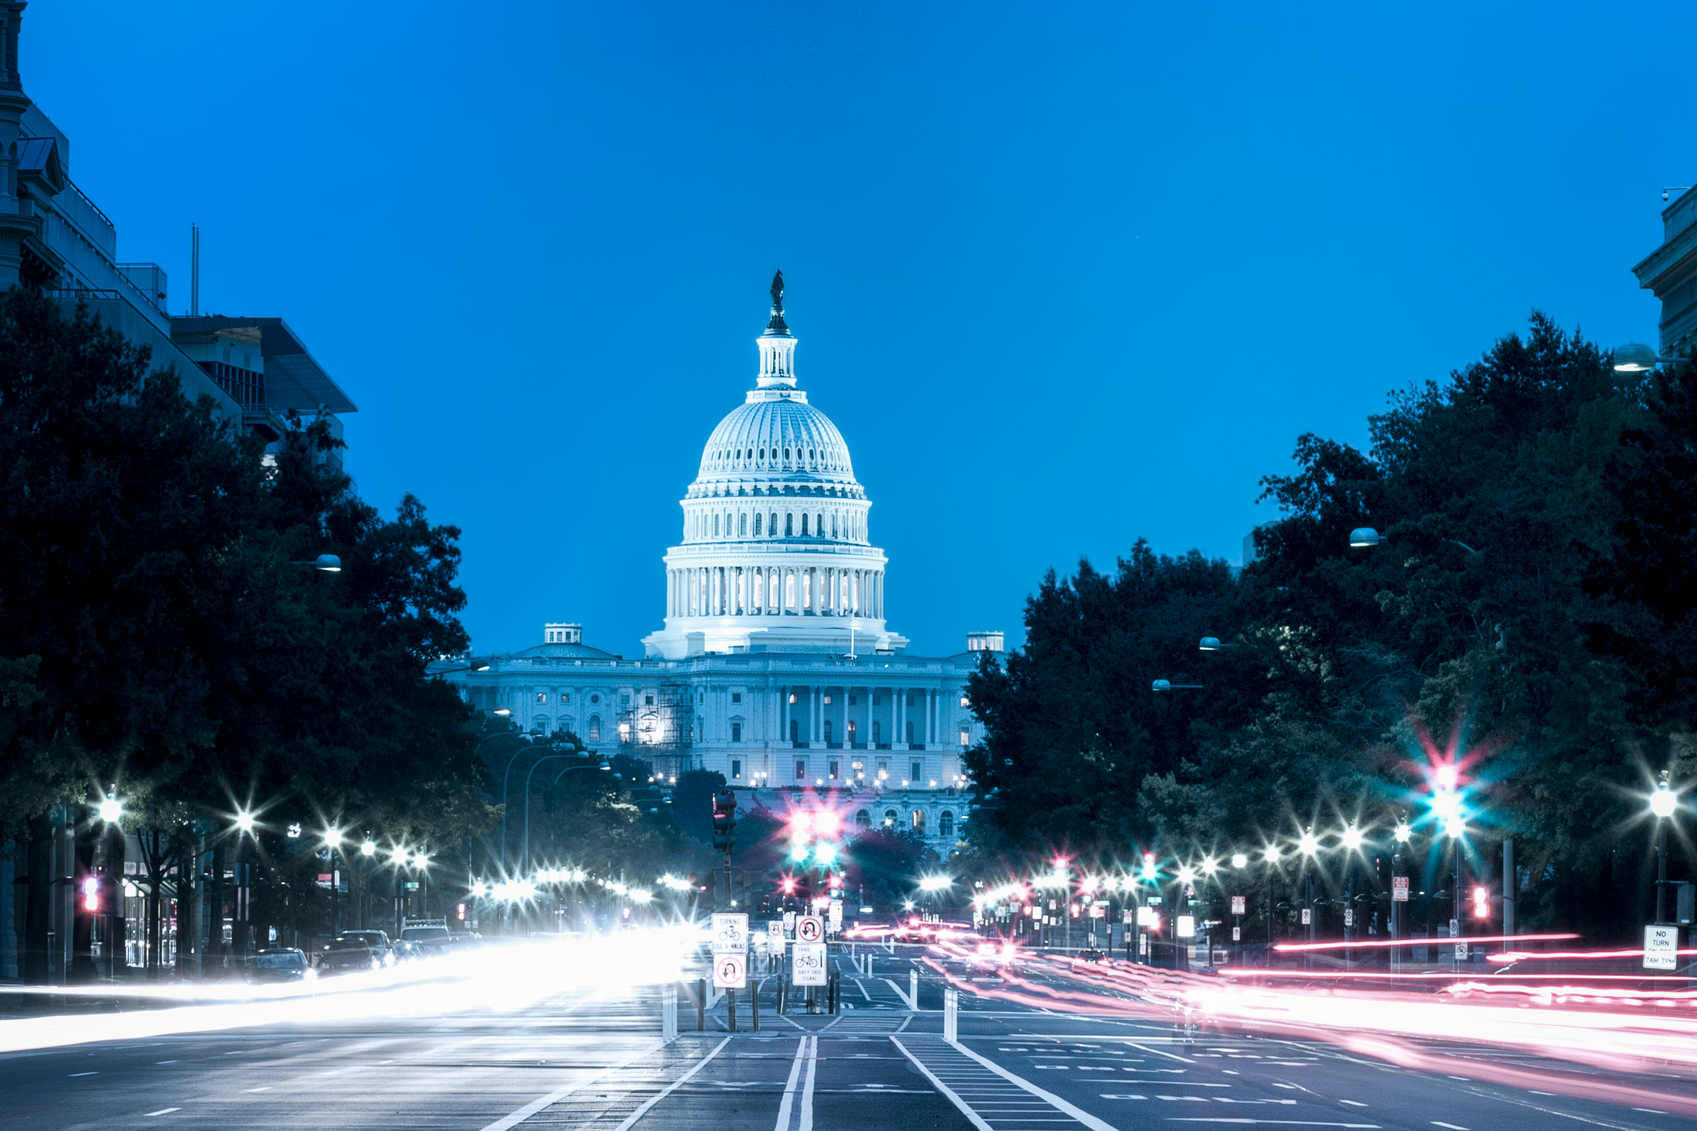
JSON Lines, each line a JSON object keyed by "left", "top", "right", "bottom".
{"left": 4, "top": 948, "right": 1695, "bottom": 1131}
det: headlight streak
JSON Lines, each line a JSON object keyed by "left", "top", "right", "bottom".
{"left": 918, "top": 934, "right": 1697, "bottom": 1115}
{"left": 0, "top": 925, "right": 698, "bottom": 1055}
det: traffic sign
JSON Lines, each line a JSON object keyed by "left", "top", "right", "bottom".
{"left": 711, "top": 912, "right": 748, "bottom": 954}
{"left": 1644, "top": 924, "right": 1679, "bottom": 971}
{"left": 1300, "top": 908, "right": 1311, "bottom": 925}
{"left": 1231, "top": 926, "right": 1241, "bottom": 941}
{"left": 714, "top": 952, "right": 747, "bottom": 989}
{"left": 828, "top": 899, "right": 843, "bottom": 929}
{"left": 796, "top": 915, "right": 824, "bottom": 943}
{"left": 768, "top": 920, "right": 784, "bottom": 947}
{"left": 1230, "top": 895, "right": 1246, "bottom": 915}
{"left": 782, "top": 910, "right": 796, "bottom": 933}
{"left": 1343, "top": 908, "right": 1353, "bottom": 927}
{"left": 793, "top": 941, "right": 828, "bottom": 986}
{"left": 1392, "top": 876, "right": 1410, "bottom": 902}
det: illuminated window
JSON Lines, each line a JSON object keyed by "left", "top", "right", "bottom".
{"left": 960, "top": 727, "right": 970, "bottom": 747}
{"left": 856, "top": 809, "right": 872, "bottom": 828}
{"left": 731, "top": 759, "right": 742, "bottom": 778}
{"left": 883, "top": 809, "right": 897, "bottom": 827}
{"left": 912, "top": 810, "right": 926, "bottom": 832}
{"left": 785, "top": 573, "right": 796, "bottom": 609}
{"left": 588, "top": 716, "right": 602, "bottom": 741}
{"left": 536, "top": 692, "right": 547, "bottom": 703}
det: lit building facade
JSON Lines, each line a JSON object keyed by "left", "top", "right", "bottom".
{"left": 445, "top": 278, "right": 1001, "bottom": 852}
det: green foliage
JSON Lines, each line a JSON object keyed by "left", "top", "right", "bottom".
{"left": 969, "top": 313, "right": 1686, "bottom": 940}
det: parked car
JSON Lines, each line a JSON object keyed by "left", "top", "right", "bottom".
{"left": 248, "top": 948, "right": 312, "bottom": 984}
{"left": 336, "top": 930, "right": 395, "bottom": 966}
{"left": 316, "top": 938, "right": 384, "bottom": 975}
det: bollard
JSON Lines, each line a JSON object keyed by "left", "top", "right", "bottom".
{"left": 752, "top": 978, "right": 761, "bottom": 1031}
{"left": 727, "top": 986, "right": 738, "bottom": 1032}
{"left": 829, "top": 973, "right": 840, "bottom": 1014}
{"left": 777, "top": 974, "right": 787, "bottom": 1015}
{"left": 696, "top": 977, "right": 706, "bottom": 1031}
{"left": 663, "top": 983, "right": 678, "bottom": 1043}
{"left": 909, "top": 968, "right": 919, "bottom": 1010}
{"left": 943, "top": 987, "right": 958, "bottom": 1041}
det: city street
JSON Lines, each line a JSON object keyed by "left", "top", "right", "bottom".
{"left": 5, "top": 947, "right": 1696, "bottom": 1131}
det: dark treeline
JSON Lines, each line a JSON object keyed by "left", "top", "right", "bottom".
{"left": 964, "top": 314, "right": 1697, "bottom": 940}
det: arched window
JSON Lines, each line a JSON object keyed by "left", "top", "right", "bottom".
{"left": 739, "top": 512, "right": 747, "bottom": 537}
{"left": 801, "top": 513, "right": 809, "bottom": 536}
{"left": 832, "top": 513, "right": 838, "bottom": 538}
{"left": 754, "top": 513, "right": 763, "bottom": 536}
{"left": 785, "top": 572, "right": 796, "bottom": 609}
{"left": 816, "top": 512, "right": 824, "bottom": 536}
{"left": 769, "top": 570, "right": 780, "bottom": 607}
{"left": 856, "top": 809, "right": 872, "bottom": 828}
{"left": 714, "top": 513, "right": 720, "bottom": 537}
{"left": 785, "top": 513, "right": 794, "bottom": 536}
{"left": 534, "top": 714, "right": 550, "bottom": 733}
{"left": 883, "top": 809, "right": 897, "bottom": 827}
{"left": 939, "top": 811, "right": 955, "bottom": 837}
{"left": 588, "top": 715, "right": 602, "bottom": 742}
{"left": 912, "top": 809, "right": 926, "bottom": 833}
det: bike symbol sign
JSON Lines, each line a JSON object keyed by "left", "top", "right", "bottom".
{"left": 714, "top": 953, "right": 747, "bottom": 989}
{"left": 792, "top": 941, "right": 827, "bottom": 986}
{"left": 712, "top": 912, "right": 748, "bottom": 954}
{"left": 796, "top": 915, "right": 824, "bottom": 943}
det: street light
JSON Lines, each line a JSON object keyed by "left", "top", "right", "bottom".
{"left": 1341, "top": 826, "right": 1363, "bottom": 851}
{"left": 1613, "top": 342, "right": 1680, "bottom": 372}
{"left": 1151, "top": 679, "right": 1204, "bottom": 692}
{"left": 97, "top": 794, "right": 123, "bottom": 824}
{"left": 1231, "top": 853, "right": 1248, "bottom": 868}
{"left": 1349, "top": 527, "right": 1382, "bottom": 548}
{"left": 289, "top": 553, "right": 343, "bottom": 571}
{"left": 1651, "top": 774, "right": 1679, "bottom": 924}
{"left": 235, "top": 810, "right": 256, "bottom": 834}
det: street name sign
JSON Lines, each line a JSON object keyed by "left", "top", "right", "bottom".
{"left": 1392, "top": 876, "right": 1410, "bottom": 902}
{"left": 793, "top": 941, "right": 828, "bottom": 986}
{"left": 1230, "top": 895, "right": 1246, "bottom": 915}
{"left": 714, "top": 952, "right": 747, "bottom": 989}
{"left": 1644, "top": 924, "right": 1678, "bottom": 971}
{"left": 711, "top": 912, "right": 748, "bottom": 954}
{"left": 796, "top": 915, "right": 825, "bottom": 943}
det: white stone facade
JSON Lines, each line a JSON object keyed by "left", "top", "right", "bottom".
{"left": 442, "top": 281, "right": 995, "bottom": 852}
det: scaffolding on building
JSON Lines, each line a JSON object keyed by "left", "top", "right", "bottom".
{"left": 617, "top": 684, "right": 696, "bottom": 779}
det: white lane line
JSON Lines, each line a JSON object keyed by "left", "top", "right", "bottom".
{"left": 884, "top": 978, "right": 915, "bottom": 1009}
{"left": 154, "top": 1060, "right": 178, "bottom": 1065}
{"left": 1339, "top": 1100, "right": 1367, "bottom": 1107}
{"left": 143, "top": 1109, "right": 181, "bottom": 1118}
{"left": 891, "top": 1039, "right": 995, "bottom": 1131}
{"left": 1126, "top": 1041, "right": 1194, "bottom": 1063}
{"left": 945, "top": 1040, "right": 1124, "bottom": 1131}
{"left": 855, "top": 977, "right": 873, "bottom": 1002}
{"left": 774, "top": 1036, "right": 809, "bottom": 1131}
{"left": 610, "top": 1036, "right": 732, "bottom": 1131}
{"left": 1633, "top": 1109, "right": 1669, "bottom": 1116}
{"left": 476, "top": 1041, "right": 662, "bottom": 1131}
{"left": 1431, "top": 1123, "right": 1468, "bottom": 1130}
{"left": 245, "top": 1086, "right": 272, "bottom": 1093}
{"left": 68, "top": 1071, "right": 98, "bottom": 1077}
{"left": 1165, "top": 1122, "right": 1379, "bottom": 1127}
{"left": 798, "top": 1036, "right": 819, "bottom": 1131}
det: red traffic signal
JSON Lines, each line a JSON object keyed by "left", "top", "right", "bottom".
{"left": 712, "top": 790, "right": 737, "bottom": 848}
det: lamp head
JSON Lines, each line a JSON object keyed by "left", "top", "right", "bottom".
{"left": 1349, "top": 527, "right": 1382, "bottom": 548}
{"left": 1341, "top": 826, "right": 1363, "bottom": 850}
{"left": 314, "top": 553, "right": 342, "bottom": 572}
{"left": 1231, "top": 852, "right": 1248, "bottom": 868}
{"left": 323, "top": 828, "right": 343, "bottom": 849}
{"left": 1651, "top": 783, "right": 1678, "bottom": 819}
{"left": 1613, "top": 341, "right": 1660, "bottom": 373}
{"left": 97, "top": 796, "right": 122, "bottom": 824}
{"left": 235, "top": 810, "right": 256, "bottom": 833}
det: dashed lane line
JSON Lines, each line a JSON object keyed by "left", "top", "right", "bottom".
{"left": 774, "top": 1036, "right": 809, "bottom": 1131}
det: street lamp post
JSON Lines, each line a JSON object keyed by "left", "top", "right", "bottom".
{"left": 1651, "top": 775, "right": 1678, "bottom": 924}
{"left": 523, "top": 756, "right": 611, "bottom": 874}
{"left": 323, "top": 828, "right": 344, "bottom": 937}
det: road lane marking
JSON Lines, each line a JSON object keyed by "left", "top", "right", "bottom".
{"left": 610, "top": 1036, "right": 731, "bottom": 1131}
{"left": 799, "top": 1035, "right": 819, "bottom": 1131}
{"left": 884, "top": 978, "right": 915, "bottom": 1009}
{"left": 143, "top": 1109, "right": 180, "bottom": 1117}
{"left": 154, "top": 1060, "right": 177, "bottom": 1065}
{"left": 891, "top": 1039, "right": 995, "bottom": 1131}
{"left": 245, "top": 1086, "right": 272, "bottom": 1093}
{"left": 1339, "top": 1101, "right": 1366, "bottom": 1107}
{"left": 475, "top": 1041, "right": 662, "bottom": 1131}
{"left": 945, "top": 1039, "right": 1125, "bottom": 1131}
{"left": 1165, "top": 1123, "right": 1378, "bottom": 1127}
{"left": 1127, "top": 1042, "right": 1194, "bottom": 1063}
{"left": 1431, "top": 1123, "right": 1468, "bottom": 1130}
{"left": 68, "top": 1071, "right": 97, "bottom": 1076}
{"left": 774, "top": 1036, "right": 809, "bottom": 1131}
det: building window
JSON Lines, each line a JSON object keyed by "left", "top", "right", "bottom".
{"left": 801, "top": 513, "right": 809, "bottom": 536}
{"left": 536, "top": 692, "right": 547, "bottom": 703}
{"left": 822, "top": 694, "right": 832, "bottom": 705}
{"left": 824, "top": 720, "right": 833, "bottom": 744}
{"left": 912, "top": 809, "right": 926, "bottom": 833}
{"left": 906, "top": 721, "right": 915, "bottom": 745}
{"left": 873, "top": 695, "right": 882, "bottom": 706}
{"left": 911, "top": 760, "right": 922, "bottom": 782}
{"left": 731, "top": 759, "right": 742, "bottom": 779}
{"left": 847, "top": 720, "right": 857, "bottom": 743}
{"left": 621, "top": 694, "right": 631, "bottom": 707}
{"left": 790, "top": 719, "right": 800, "bottom": 743}
{"left": 908, "top": 694, "right": 916, "bottom": 707}
{"left": 829, "top": 760, "right": 839, "bottom": 779}
{"left": 562, "top": 694, "right": 570, "bottom": 704}
{"left": 731, "top": 722, "right": 743, "bottom": 742}
{"left": 739, "top": 513, "right": 747, "bottom": 537}
{"left": 849, "top": 695, "right": 857, "bottom": 705}
{"left": 588, "top": 715, "right": 602, "bottom": 741}
{"left": 754, "top": 513, "right": 763, "bottom": 536}
{"left": 731, "top": 692, "right": 742, "bottom": 703}
{"left": 645, "top": 694, "right": 654, "bottom": 706}
{"left": 714, "top": 513, "right": 720, "bottom": 537}
{"left": 785, "top": 573, "right": 795, "bottom": 609}
{"left": 960, "top": 727, "right": 970, "bottom": 747}
{"left": 883, "top": 809, "right": 897, "bottom": 827}
{"left": 873, "top": 722, "right": 882, "bottom": 745}
{"left": 856, "top": 809, "right": 872, "bottom": 828}
{"left": 939, "top": 811, "right": 955, "bottom": 837}
{"left": 785, "top": 513, "right": 794, "bottom": 536}
{"left": 591, "top": 694, "right": 600, "bottom": 704}
{"left": 769, "top": 512, "right": 777, "bottom": 538}
{"left": 795, "top": 759, "right": 807, "bottom": 780}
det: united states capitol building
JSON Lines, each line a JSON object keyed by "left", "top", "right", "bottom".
{"left": 444, "top": 276, "right": 996, "bottom": 853}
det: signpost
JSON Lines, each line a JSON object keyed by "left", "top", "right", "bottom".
{"left": 796, "top": 915, "right": 824, "bottom": 944}
{"left": 1644, "top": 924, "right": 1679, "bottom": 971}
{"left": 793, "top": 941, "right": 828, "bottom": 986}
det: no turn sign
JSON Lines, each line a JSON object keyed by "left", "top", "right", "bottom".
{"left": 796, "top": 915, "right": 824, "bottom": 943}
{"left": 1230, "top": 895, "right": 1246, "bottom": 915}
{"left": 714, "top": 953, "right": 747, "bottom": 989}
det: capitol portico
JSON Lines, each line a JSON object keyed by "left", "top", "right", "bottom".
{"left": 444, "top": 275, "right": 995, "bottom": 853}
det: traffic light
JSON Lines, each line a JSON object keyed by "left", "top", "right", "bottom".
{"left": 1471, "top": 885, "right": 1489, "bottom": 920}
{"left": 712, "top": 789, "right": 737, "bottom": 851}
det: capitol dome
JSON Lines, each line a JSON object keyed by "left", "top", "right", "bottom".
{"left": 643, "top": 273, "right": 905, "bottom": 660}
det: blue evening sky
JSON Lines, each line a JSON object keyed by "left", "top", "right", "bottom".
{"left": 24, "top": 2, "right": 1690, "bottom": 658}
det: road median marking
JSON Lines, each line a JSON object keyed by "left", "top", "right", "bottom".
{"left": 475, "top": 1041, "right": 662, "bottom": 1131}
{"left": 610, "top": 1036, "right": 731, "bottom": 1131}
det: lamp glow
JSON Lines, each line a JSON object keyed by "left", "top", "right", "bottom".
{"left": 235, "top": 811, "right": 256, "bottom": 833}
{"left": 97, "top": 797, "right": 122, "bottom": 824}
{"left": 1651, "top": 784, "right": 1678, "bottom": 819}
{"left": 1393, "top": 822, "right": 1412, "bottom": 844}
{"left": 1341, "top": 826, "right": 1363, "bottom": 850}
{"left": 1264, "top": 845, "right": 1282, "bottom": 863}
{"left": 323, "top": 828, "right": 343, "bottom": 849}
{"left": 1299, "top": 831, "right": 1319, "bottom": 856}
{"left": 1231, "top": 852, "right": 1248, "bottom": 868}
